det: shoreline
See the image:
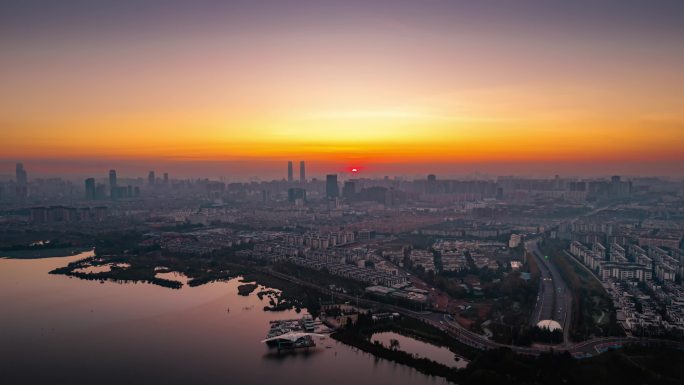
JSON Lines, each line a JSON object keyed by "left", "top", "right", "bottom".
{"left": 0, "top": 246, "right": 93, "bottom": 259}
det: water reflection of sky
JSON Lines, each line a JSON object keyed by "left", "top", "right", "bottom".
{"left": 372, "top": 331, "right": 468, "bottom": 369}
{"left": 0, "top": 252, "right": 450, "bottom": 385}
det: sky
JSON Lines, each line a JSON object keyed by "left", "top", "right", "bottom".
{"left": 1, "top": 0, "right": 683, "bottom": 179}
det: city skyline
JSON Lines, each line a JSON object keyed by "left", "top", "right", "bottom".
{"left": 3, "top": 159, "right": 683, "bottom": 183}
{"left": 4, "top": 2, "right": 684, "bottom": 384}
{"left": 2, "top": 1, "right": 684, "bottom": 178}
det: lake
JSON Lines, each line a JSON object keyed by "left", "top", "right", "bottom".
{"left": 0, "top": 251, "right": 451, "bottom": 385}
{"left": 371, "top": 332, "right": 468, "bottom": 369}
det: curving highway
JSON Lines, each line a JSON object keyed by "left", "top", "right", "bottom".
{"left": 261, "top": 265, "right": 683, "bottom": 358}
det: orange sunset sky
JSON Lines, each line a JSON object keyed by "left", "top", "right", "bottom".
{"left": 1, "top": 1, "right": 683, "bottom": 179}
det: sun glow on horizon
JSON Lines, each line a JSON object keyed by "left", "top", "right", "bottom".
{"left": 1, "top": 1, "right": 684, "bottom": 176}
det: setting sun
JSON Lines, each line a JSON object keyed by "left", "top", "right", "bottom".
{"left": 3, "top": 3, "right": 684, "bottom": 385}
{"left": 1, "top": 2, "right": 683, "bottom": 178}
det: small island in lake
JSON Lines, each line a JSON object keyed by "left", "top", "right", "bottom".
{"left": 237, "top": 283, "right": 258, "bottom": 296}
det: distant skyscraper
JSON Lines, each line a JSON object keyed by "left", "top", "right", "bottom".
{"left": 15, "top": 163, "right": 27, "bottom": 185}
{"left": 108, "top": 170, "right": 117, "bottom": 200}
{"left": 326, "top": 174, "right": 339, "bottom": 198}
{"left": 148, "top": 171, "right": 156, "bottom": 185}
{"left": 85, "top": 178, "right": 95, "bottom": 200}
{"left": 163, "top": 172, "right": 169, "bottom": 184}
{"left": 426, "top": 174, "right": 438, "bottom": 194}
{"left": 299, "top": 161, "right": 306, "bottom": 183}
{"left": 610, "top": 175, "right": 630, "bottom": 197}
{"left": 287, "top": 161, "right": 293, "bottom": 182}
{"left": 343, "top": 181, "right": 356, "bottom": 199}
{"left": 15, "top": 163, "right": 28, "bottom": 198}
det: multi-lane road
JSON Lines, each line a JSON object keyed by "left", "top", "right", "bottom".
{"left": 526, "top": 240, "right": 572, "bottom": 344}
{"left": 262, "top": 260, "right": 683, "bottom": 358}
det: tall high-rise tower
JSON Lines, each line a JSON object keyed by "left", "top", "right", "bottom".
{"left": 343, "top": 181, "right": 356, "bottom": 199}
{"left": 108, "top": 170, "right": 117, "bottom": 200}
{"left": 15, "top": 163, "right": 27, "bottom": 185}
{"left": 85, "top": 178, "right": 96, "bottom": 200}
{"left": 287, "top": 161, "right": 294, "bottom": 182}
{"left": 15, "top": 163, "right": 28, "bottom": 198}
{"left": 148, "top": 171, "right": 156, "bottom": 185}
{"left": 299, "top": 161, "right": 306, "bottom": 183}
{"left": 326, "top": 174, "right": 339, "bottom": 198}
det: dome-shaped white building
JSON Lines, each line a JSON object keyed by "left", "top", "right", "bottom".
{"left": 536, "top": 319, "right": 562, "bottom": 331}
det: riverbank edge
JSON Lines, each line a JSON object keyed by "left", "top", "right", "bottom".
{"left": 0, "top": 246, "right": 93, "bottom": 259}
{"left": 331, "top": 327, "right": 462, "bottom": 383}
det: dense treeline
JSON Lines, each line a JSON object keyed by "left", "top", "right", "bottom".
{"left": 334, "top": 313, "right": 684, "bottom": 384}
{"left": 0, "top": 240, "right": 75, "bottom": 251}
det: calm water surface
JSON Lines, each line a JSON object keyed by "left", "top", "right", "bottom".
{"left": 0, "top": 252, "right": 450, "bottom": 385}
{"left": 371, "top": 332, "right": 468, "bottom": 369}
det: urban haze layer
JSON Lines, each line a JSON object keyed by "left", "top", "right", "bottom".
{"left": 3, "top": 2, "right": 684, "bottom": 384}
{"left": 2, "top": 162, "right": 684, "bottom": 384}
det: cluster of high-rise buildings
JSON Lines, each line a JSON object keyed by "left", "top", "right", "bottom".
{"left": 0, "top": 163, "right": 30, "bottom": 201}
{"left": 569, "top": 237, "right": 683, "bottom": 284}
{"left": 286, "top": 160, "right": 306, "bottom": 183}
{"left": 84, "top": 169, "right": 171, "bottom": 201}
{"left": 284, "top": 231, "right": 355, "bottom": 249}
{"left": 284, "top": 161, "right": 343, "bottom": 200}
{"left": 103, "top": 169, "right": 141, "bottom": 200}
{"left": 283, "top": 160, "right": 346, "bottom": 201}
{"left": 7, "top": 159, "right": 679, "bottom": 209}
{"left": 568, "top": 221, "right": 684, "bottom": 336}
{"left": 3, "top": 158, "right": 684, "bottom": 341}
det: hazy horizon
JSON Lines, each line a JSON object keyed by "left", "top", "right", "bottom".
{"left": 1, "top": 158, "right": 682, "bottom": 181}
{"left": 4, "top": 3, "right": 684, "bottom": 385}
{"left": 3, "top": 1, "right": 684, "bottom": 176}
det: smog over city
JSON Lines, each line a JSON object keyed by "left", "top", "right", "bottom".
{"left": 2, "top": 1, "right": 684, "bottom": 385}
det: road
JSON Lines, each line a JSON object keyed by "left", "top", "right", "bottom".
{"left": 526, "top": 240, "right": 572, "bottom": 345}
{"left": 261, "top": 266, "right": 684, "bottom": 357}
{"left": 530, "top": 249, "right": 554, "bottom": 324}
